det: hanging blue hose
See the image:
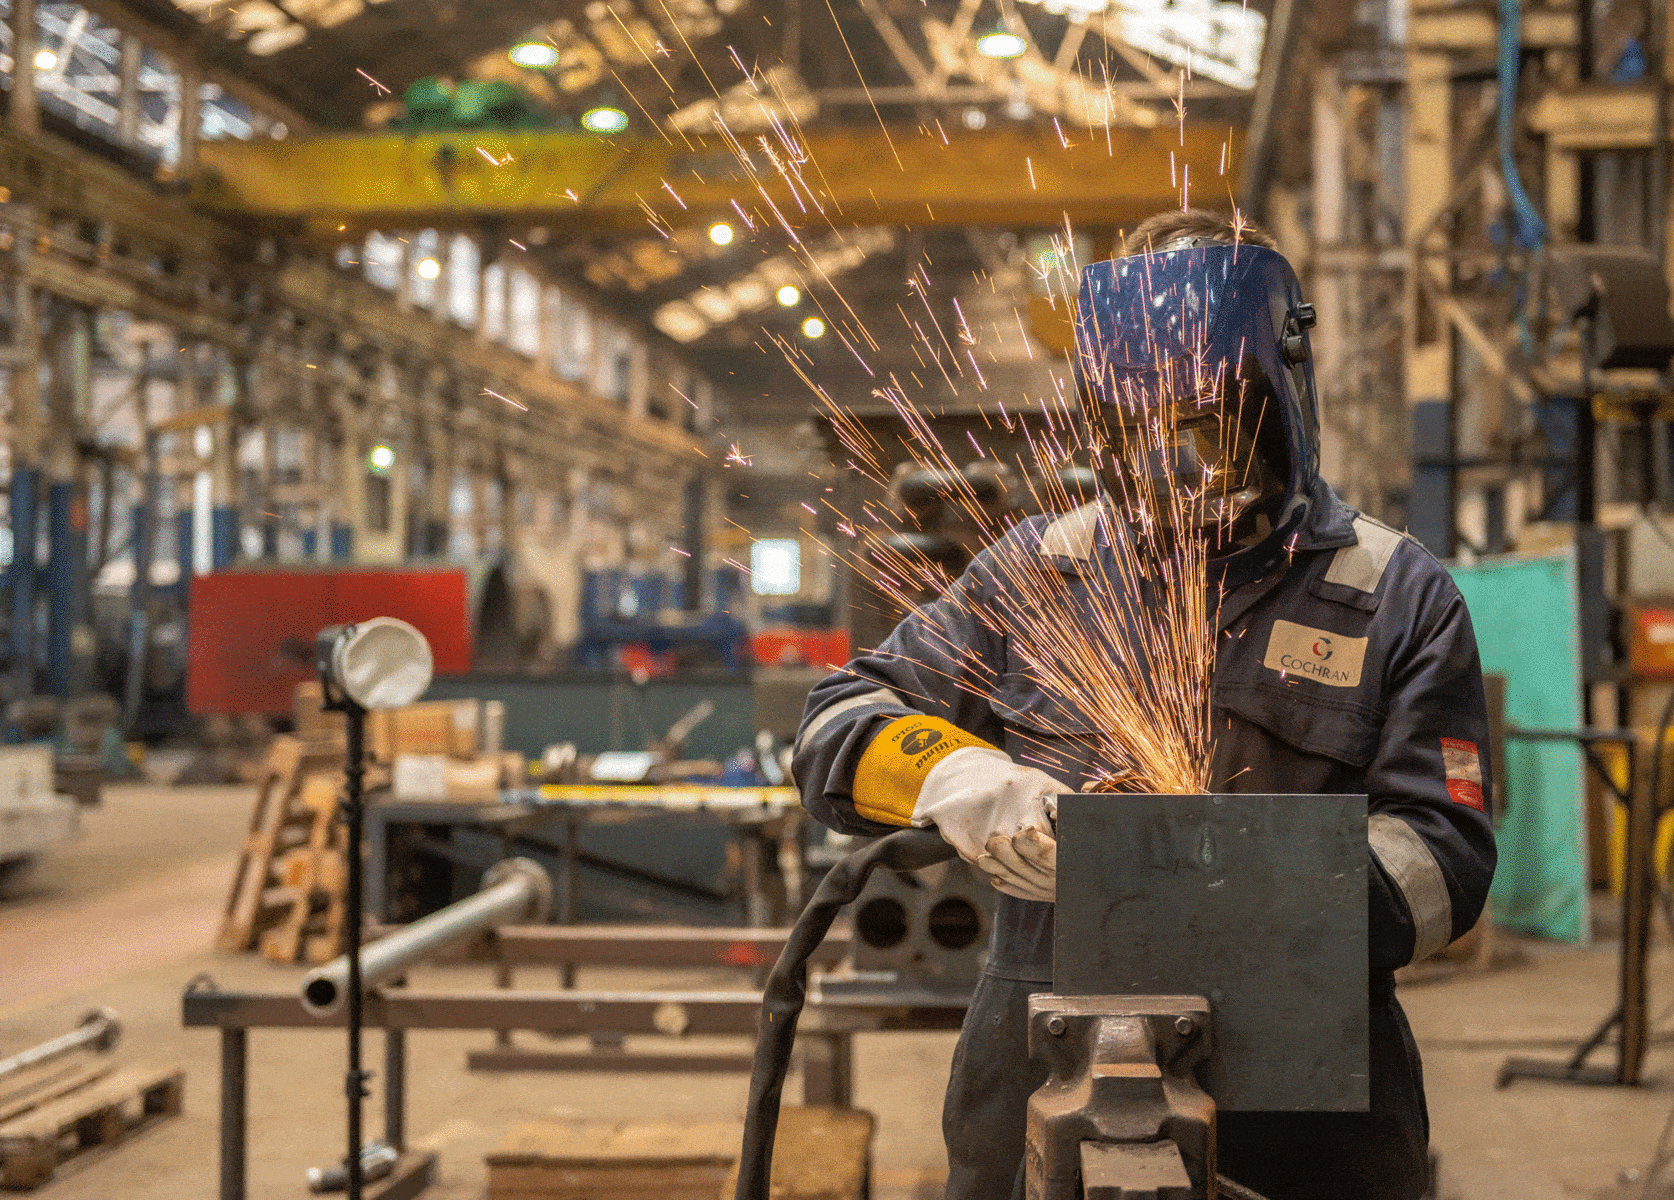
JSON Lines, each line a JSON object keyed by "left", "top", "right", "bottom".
{"left": 1499, "top": 0, "right": 1548, "bottom": 249}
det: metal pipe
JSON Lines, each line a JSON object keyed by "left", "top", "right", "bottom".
{"left": 0, "top": 1009, "right": 121, "bottom": 1082}
{"left": 301, "top": 859, "right": 551, "bottom": 1016}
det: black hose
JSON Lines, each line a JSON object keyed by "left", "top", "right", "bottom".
{"left": 734, "top": 827, "right": 955, "bottom": 1200}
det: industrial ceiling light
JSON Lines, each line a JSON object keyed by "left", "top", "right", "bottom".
{"left": 415, "top": 257, "right": 442, "bottom": 281}
{"left": 367, "top": 445, "right": 396, "bottom": 474}
{"left": 776, "top": 284, "right": 801, "bottom": 307}
{"left": 508, "top": 41, "right": 559, "bottom": 69}
{"left": 580, "top": 104, "right": 629, "bottom": 134}
{"left": 975, "top": 28, "right": 1027, "bottom": 59}
{"left": 708, "top": 222, "right": 735, "bottom": 246}
{"left": 802, "top": 316, "right": 826, "bottom": 339}
{"left": 32, "top": 49, "right": 58, "bottom": 71}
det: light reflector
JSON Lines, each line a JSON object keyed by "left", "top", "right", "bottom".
{"left": 319, "top": 618, "right": 434, "bottom": 711}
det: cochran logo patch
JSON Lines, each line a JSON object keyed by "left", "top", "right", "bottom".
{"left": 1262, "top": 619, "right": 1368, "bottom": 688}
{"left": 1441, "top": 737, "right": 1485, "bottom": 811}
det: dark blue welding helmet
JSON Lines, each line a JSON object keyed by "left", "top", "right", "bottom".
{"left": 1073, "top": 240, "right": 1320, "bottom": 567}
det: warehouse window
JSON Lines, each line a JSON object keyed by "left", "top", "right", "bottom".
{"left": 365, "top": 473, "right": 392, "bottom": 534}
{"left": 507, "top": 269, "right": 541, "bottom": 358}
{"left": 447, "top": 235, "right": 478, "bottom": 327}
{"left": 363, "top": 233, "right": 403, "bottom": 291}
{"left": 482, "top": 262, "right": 507, "bottom": 342}
{"left": 751, "top": 539, "right": 801, "bottom": 595}
{"left": 556, "top": 292, "right": 591, "bottom": 381}
{"left": 408, "top": 229, "right": 441, "bottom": 309}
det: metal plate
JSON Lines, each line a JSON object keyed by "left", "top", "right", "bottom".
{"left": 1054, "top": 793, "right": 1368, "bottom": 1112}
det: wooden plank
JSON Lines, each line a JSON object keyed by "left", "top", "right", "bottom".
{"left": 721, "top": 1107, "right": 874, "bottom": 1200}
{"left": 488, "top": 1119, "right": 742, "bottom": 1165}
{"left": 0, "top": 1061, "right": 116, "bottom": 1126}
{"left": 487, "top": 1119, "right": 741, "bottom": 1200}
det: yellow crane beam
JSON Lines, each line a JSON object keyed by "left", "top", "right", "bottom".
{"left": 193, "top": 124, "right": 1242, "bottom": 235}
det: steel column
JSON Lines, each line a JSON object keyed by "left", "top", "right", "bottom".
{"left": 176, "top": 507, "right": 194, "bottom": 594}
{"left": 8, "top": 0, "right": 39, "bottom": 135}
{"left": 9, "top": 468, "right": 39, "bottom": 699}
{"left": 45, "top": 479, "right": 83, "bottom": 698}
{"left": 124, "top": 399, "right": 159, "bottom": 733}
{"left": 211, "top": 506, "right": 238, "bottom": 569}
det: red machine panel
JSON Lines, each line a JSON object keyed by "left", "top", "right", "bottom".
{"left": 1628, "top": 603, "right": 1674, "bottom": 681}
{"left": 187, "top": 568, "right": 473, "bottom": 714}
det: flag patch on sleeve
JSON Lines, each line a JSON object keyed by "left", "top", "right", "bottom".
{"left": 1441, "top": 737, "right": 1485, "bottom": 811}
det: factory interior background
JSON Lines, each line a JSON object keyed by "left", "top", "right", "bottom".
{"left": 0, "top": 0, "right": 1671, "bottom": 1196}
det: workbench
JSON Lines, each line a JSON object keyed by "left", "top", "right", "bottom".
{"left": 366, "top": 785, "right": 804, "bottom": 937}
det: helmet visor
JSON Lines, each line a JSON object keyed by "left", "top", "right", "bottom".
{"left": 1074, "top": 244, "right": 1309, "bottom": 543}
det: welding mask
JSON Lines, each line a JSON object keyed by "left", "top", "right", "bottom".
{"left": 1073, "top": 241, "right": 1320, "bottom": 571}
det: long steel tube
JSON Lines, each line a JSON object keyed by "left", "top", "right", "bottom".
{"left": 0, "top": 1008, "right": 121, "bottom": 1082}
{"left": 302, "top": 859, "right": 550, "bottom": 1016}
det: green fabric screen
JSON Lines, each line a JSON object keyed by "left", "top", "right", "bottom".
{"left": 1449, "top": 552, "right": 1588, "bottom": 943}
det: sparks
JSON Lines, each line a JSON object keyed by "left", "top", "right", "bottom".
{"left": 481, "top": 388, "right": 527, "bottom": 411}
{"left": 355, "top": 68, "right": 390, "bottom": 95}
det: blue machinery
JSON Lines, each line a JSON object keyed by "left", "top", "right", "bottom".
{"left": 574, "top": 567, "right": 750, "bottom": 672}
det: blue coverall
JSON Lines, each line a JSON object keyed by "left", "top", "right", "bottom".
{"left": 792, "top": 476, "right": 1498, "bottom": 1200}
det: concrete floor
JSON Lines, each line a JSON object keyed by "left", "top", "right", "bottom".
{"left": 1, "top": 781, "right": 1672, "bottom": 1200}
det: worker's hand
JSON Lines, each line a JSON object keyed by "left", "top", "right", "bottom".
{"left": 912, "top": 746, "right": 1063, "bottom": 866}
{"left": 976, "top": 826, "right": 1057, "bottom": 903}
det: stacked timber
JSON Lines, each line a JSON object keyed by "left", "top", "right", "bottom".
{"left": 379, "top": 698, "right": 525, "bottom": 803}
{"left": 486, "top": 1108, "right": 873, "bottom": 1200}
{"left": 486, "top": 1120, "right": 741, "bottom": 1200}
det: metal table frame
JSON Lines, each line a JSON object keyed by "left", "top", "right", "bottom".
{"left": 183, "top": 978, "right": 964, "bottom": 1200}
{"left": 1497, "top": 726, "right": 1673, "bottom": 1088}
{"left": 366, "top": 792, "right": 804, "bottom": 940}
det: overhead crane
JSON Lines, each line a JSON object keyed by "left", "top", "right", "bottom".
{"left": 191, "top": 123, "right": 1243, "bottom": 237}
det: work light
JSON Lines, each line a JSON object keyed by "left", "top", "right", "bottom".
{"left": 312, "top": 616, "right": 433, "bottom": 1200}
{"left": 315, "top": 617, "right": 433, "bottom": 713}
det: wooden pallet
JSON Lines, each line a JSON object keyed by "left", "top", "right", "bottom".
{"left": 0, "top": 1060, "right": 117, "bottom": 1127}
{"left": 0, "top": 1062, "right": 184, "bottom": 1189}
{"left": 217, "top": 737, "right": 346, "bottom": 955}
{"left": 259, "top": 772, "right": 349, "bottom": 965}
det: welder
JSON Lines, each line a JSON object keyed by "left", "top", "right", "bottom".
{"left": 790, "top": 209, "right": 1497, "bottom": 1200}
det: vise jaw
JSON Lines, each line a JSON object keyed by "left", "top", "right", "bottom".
{"left": 1024, "top": 995, "right": 1215, "bottom": 1200}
